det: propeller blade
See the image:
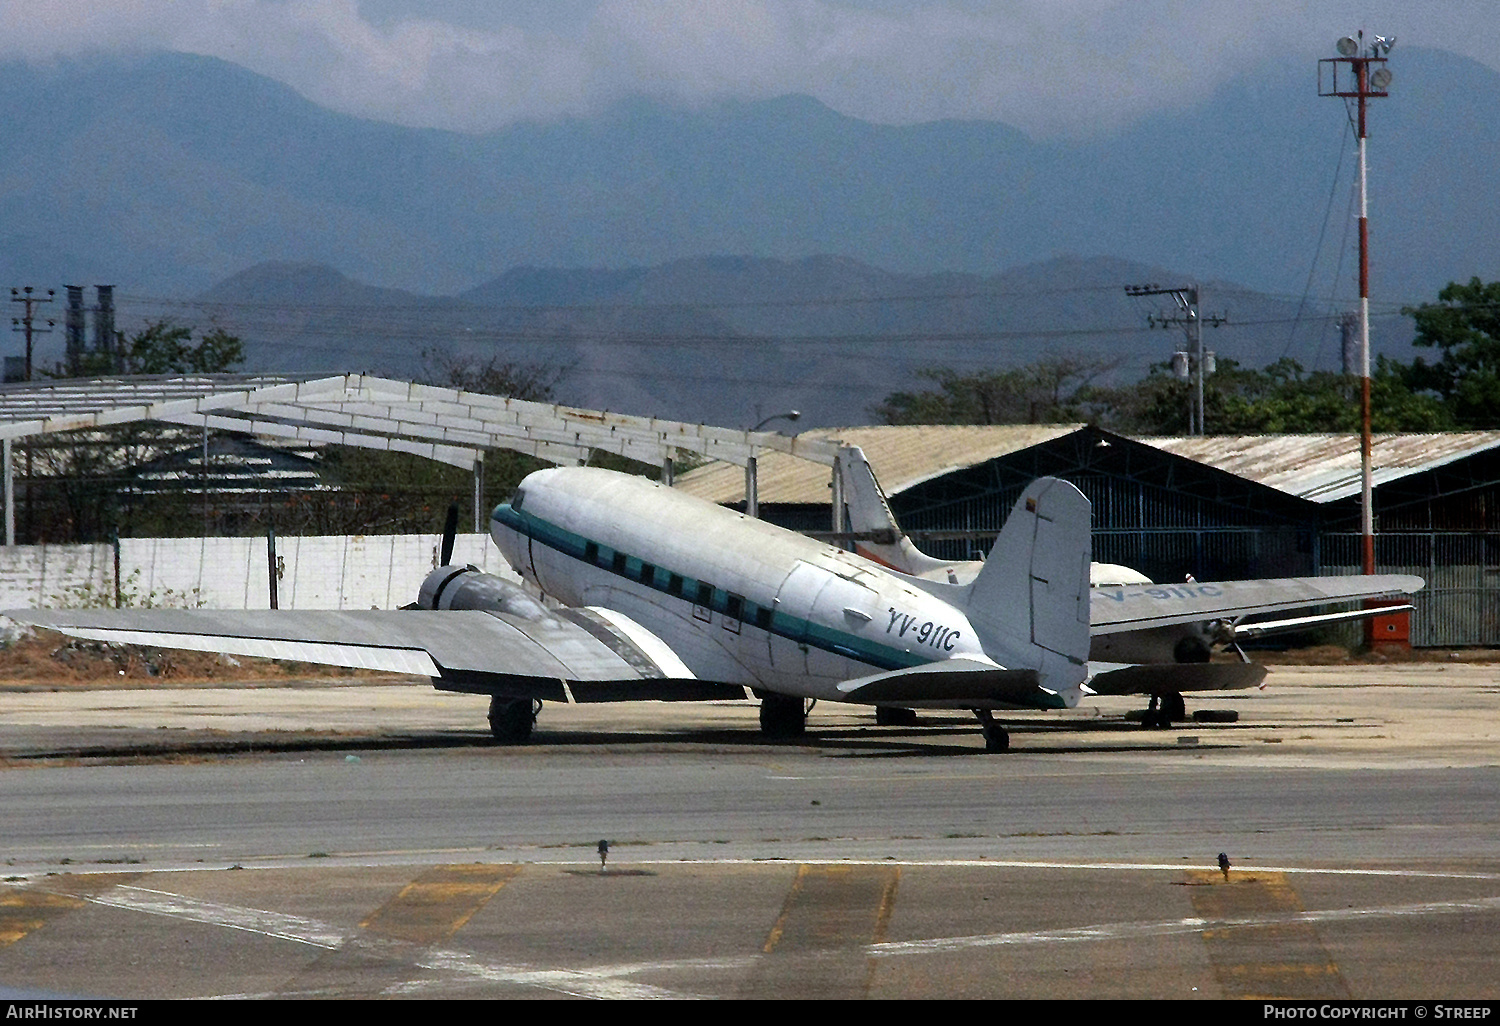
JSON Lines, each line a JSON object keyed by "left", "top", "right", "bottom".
{"left": 440, "top": 503, "right": 459, "bottom": 566}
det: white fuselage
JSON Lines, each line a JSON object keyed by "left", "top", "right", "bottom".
{"left": 490, "top": 467, "right": 999, "bottom": 703}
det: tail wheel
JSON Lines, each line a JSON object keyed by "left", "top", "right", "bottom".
{"left": 974, "top": 709, "right": 1011, "bottom": 752}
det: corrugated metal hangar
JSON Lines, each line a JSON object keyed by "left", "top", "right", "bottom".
{"left": 677, "top": 424, "right": 1500, "bottom": 648}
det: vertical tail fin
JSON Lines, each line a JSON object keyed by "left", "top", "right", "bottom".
{"left": 963, "top": 477, "right": 1092, "bottom": 697}
{"left": 835, "top": 445, "right": 958, "bottom": 577}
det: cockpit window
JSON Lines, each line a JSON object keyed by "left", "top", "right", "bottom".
{"left": 509, "top": 488, "right": 526, "bottom": 511}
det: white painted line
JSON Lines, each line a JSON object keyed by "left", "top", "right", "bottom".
{"left": 409, "top": 947, "right": 710, "bottom": 1000}
{"left": 9, "top": 854, "right": 1500, "bottom": 884}
{"left": 869, "top": 895, "right": 1500, "bottom": 958}
{"left": 74, "top": 883, "right": 710, "bottom": 1000}
{"left": 87, "top": 885, "right": 348, "bottom": 949}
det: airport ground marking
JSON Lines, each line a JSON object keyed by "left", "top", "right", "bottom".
{"left": 8, "top": 855, "right": 1500, "bottom": 882}
{"left": 63, "top": 881, "right": 715, "bottom": 999}
{"left": 866, "top": 894, "right": 1500, "bottom": 958}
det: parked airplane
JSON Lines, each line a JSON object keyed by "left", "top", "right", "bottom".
{"left": 9, "top": 465, "right": 1421, "bottom": 750}
{"left": 832, "top": 446, "right": 1418, "bottom": 727}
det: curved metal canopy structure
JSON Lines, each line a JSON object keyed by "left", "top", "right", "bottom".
{"left": 0, "top": 373, "right": 841, "bottom": 544}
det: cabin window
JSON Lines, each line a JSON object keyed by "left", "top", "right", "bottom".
{"left": 584, "top": 541, "right": 599, "bottom": 564}
{"left": 753, "top": 605, "right": 773, "bottom": 630}
{"left": 612, "top": 551, "right": 628, "bottom": 575}
{"left": 725, "top": 594, "right": 744, "bottom": 621}
{"left": 639, "top": 562, "right": 656, "bottom": 586}
{"left": 696, "top": 582, "right": 713, "bottom": 607}
{"left": 667, "top": 574, "right": 685, "bottom": 596}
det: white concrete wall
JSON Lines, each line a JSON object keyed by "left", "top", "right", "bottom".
{"left": 0, "top": 534, "right": 515, "bottom": 610}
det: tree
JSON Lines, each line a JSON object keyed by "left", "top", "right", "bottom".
{"left": 26, "top": 321, "right": 249, "bottom": 541}
{"left": 65, "top": 319, "right": 245, "bottom": 377}
{"left": 1401, "top": 277, "right": 1500, "bottom": 429}
{"left": 873, "top": 357, "right": 1118, "bottom": 425}
{"left": 1204, "top": 357, "right": 1449, "bottom": 435}
{"left": 893, "top": 355, "right": 1452, "bottom": 436}
{"left": 425, "top": 350, "right": 571, "bottom": 401}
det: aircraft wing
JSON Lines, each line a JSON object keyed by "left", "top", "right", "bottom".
{"left": 7, "top": 607, "right": 739, "bottom": 703}
{"left": 1090, "top": 574, "right": 1424, "bottom": 635}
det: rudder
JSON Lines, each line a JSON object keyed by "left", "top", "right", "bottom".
{"left": 964, "top": 478, "right": 1091, "bottom": 695}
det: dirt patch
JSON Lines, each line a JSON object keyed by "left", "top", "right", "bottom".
{"left": 1233, "top": 644, "right": 1500, "bottom": 665}
{"left": 0, "top": 629, "right": 409, "bottom": 689}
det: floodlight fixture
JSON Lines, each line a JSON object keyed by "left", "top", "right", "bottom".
{"left": 1375, "top": 35, "right": 1396, "bottom": 55}
{"left": 1336, "top": 36, "right": 1358, "bottom": 56}
{"left": 1371, "top": 67, "right": 1392, "bottom": 89}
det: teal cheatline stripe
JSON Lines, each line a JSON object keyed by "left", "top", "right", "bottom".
{"left": 491, "top": 503, "right": 925, "bottom": 673}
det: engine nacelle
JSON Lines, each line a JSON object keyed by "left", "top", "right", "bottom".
{"left": 416, "top": 565, "right": 550, "bottom": 621}
{"left": 1088, "top": 621, "right": 1216, "bottom": 664}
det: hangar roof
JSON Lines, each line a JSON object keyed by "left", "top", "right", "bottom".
{"left": 1142, "top": 432, "right": 1500, "bottom": 503}
{"left": 676, "top": 425, "right": 1500, "bottom": 507}
{"left": 675, "top": 424, "right": 1083, "bottom": 504}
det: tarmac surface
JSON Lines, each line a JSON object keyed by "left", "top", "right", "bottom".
{"left": 1, "top": 662, "right": 1497, "bottom": 1000}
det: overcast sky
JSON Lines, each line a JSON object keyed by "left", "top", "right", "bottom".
{"left": 0, "top": 1, "right": 1489, "bottom": 138}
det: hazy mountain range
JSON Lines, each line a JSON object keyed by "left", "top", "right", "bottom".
{"left": 1, "top": 48, "right": 1496, "bottom": 425}
{"left": 167, "top": 254, "right": 1355, "bottom": 427}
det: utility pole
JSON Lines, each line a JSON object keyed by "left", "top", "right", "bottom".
{"left": 1125, "top": 283, "right": 1227, "bottom": 435}
{"left": 1321, "top": 31, "right": 1394, "bottom": 577}
{"left": 9, "top": 287, "right": 55, "bottom": 381}
{"left": 1338, "top": 311, "right": 1361, "bottom": 376}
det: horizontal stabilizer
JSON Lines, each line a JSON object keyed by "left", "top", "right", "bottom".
{"left": 1087, "top": 662, "right": 1267, "bottom": 696}
{"left": 836, "top": 658, "right": 1065, "bottom": 709}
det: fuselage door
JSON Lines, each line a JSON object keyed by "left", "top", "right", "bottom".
{"left": 771, "top": 560, "right": 879, "bottom": 679}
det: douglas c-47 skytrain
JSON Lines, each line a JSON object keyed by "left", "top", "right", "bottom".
{"left": 9, "top": 464, "right": 1422, "bottom": 751}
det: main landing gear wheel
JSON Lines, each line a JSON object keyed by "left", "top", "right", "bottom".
{"left": 758, "top": 692, "right": 807, "bottom": 738}
{"left": 1141, "top": 695, "right": 1166, "bottom": 729}
{"left": 875, "top": 706, "right": 919, "bottom": 727}
{"left": 488, "top": 697, "right": 539, "bottom": 744}
{"left": 1141, "top": 691, "right": 1185, "bottom": 730}
{"left": 974, "top": 709, "right": 1010, "bottom": 752}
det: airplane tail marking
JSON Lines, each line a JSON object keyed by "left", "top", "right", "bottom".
{"left": 835, "top": 445, "right": 953, "bottom": 576}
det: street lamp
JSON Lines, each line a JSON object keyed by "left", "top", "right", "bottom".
{"left": 750, "top": 410, "right": 801, "bottom": 433}
{"left": 745, "top": 411, "right": 801, "bottom": 519}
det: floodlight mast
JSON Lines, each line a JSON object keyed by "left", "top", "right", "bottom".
{"left": 1320, "top": 31, "right": 1392, "bottom": 578}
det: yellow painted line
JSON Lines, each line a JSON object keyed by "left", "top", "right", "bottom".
{"left": 0, "top": 873, "right": 140, "bottom": 948}
{"left": 360, "top": 863, "right": 520, "bottom": 945}
{"left": 762, "top": 864, "right": 810, "bottom": 954}
{"left": 0, "top": 891, "right": 86, "bottom": 946}
{"left": 1189, "top": 869, "right": 1349, "bottom": 1000}
{"left": 750, "top": 864, "right": 904, "bottom": 999}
